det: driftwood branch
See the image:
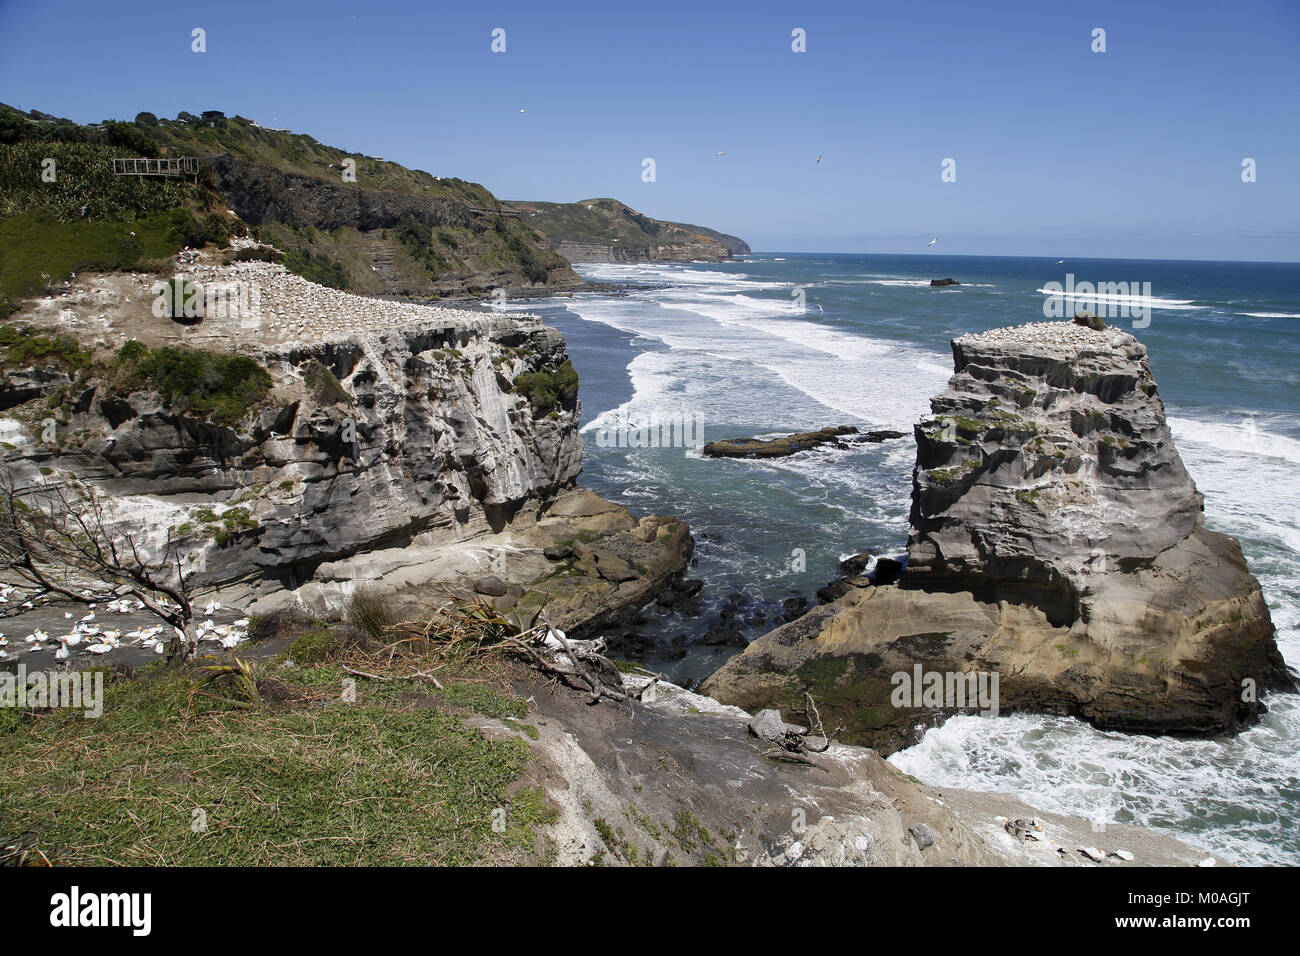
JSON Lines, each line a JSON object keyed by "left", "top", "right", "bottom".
{"left": 497, "top": 615, "right": 628, "bottom": 705}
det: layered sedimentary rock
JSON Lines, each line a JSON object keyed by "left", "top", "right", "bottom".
{"left": 703, "top": 321, "right": 1293, "bottom": 752}
{"left": 0, "top": 259, "right": 690, "bottom": 632}
{"left": 4, "top": 318, "right": 576, "bottom": 582}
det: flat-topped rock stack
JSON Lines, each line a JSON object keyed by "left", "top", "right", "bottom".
{"left": 906, "top": 319, "right": 1202, "bottom": 618}
{"left": 703, "top": 319, "right": 1294, "bottom": 753}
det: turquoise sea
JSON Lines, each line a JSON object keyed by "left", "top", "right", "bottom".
{"left": 508, "top": 253, "right": 1300, "bottom": 865}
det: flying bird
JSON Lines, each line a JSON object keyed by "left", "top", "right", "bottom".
{"left": 816, "top": 155, "right": 823, "bottom": 164}
{"left": 715, "top": 151, "right": 726, "bottom": 157}
{"left": 928, "top": 237, "right": 939, "bottom": 246}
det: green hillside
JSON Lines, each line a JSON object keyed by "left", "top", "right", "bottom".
{"left": 506, "top": 197, "right": 749, "bottom": 261}
{"left": 0, "top": 104, "right": 577, "bottom": 311}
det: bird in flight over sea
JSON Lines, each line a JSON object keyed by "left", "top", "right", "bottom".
{"left": 1056, "top": 258, "right": 1065, "bottom": 264}
{"left": 715, "top": 151, "right": 726, "bottom": 157}
{"left": 816, "top": 155, "right": 823, "bottom": 164}
{"left": 928, "top": 237, "right": 939, "bottom": 246}
{"left": 519, "top": 108, "right": 526, "bottom": 113}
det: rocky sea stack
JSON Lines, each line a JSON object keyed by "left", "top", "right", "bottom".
{"left": 702, "top": 320, "right": 1294, "bottom": 752}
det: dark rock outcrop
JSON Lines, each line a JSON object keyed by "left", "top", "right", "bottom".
{"left": 703, "top": 426, "right": 857, "bottom": 459}
{"left": 930, "top": 278, "right": 960, "bottom": 287}
{"left": 703, "top": 426, "right": 906, "bottom": 459}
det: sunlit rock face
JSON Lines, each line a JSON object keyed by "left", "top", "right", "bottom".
{"left": 703, "top": 320, "right": 1293, "bottom": 752}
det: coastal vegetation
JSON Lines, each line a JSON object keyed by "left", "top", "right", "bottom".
{"left": 0, "top": 654, "right": 549, "bottom": 865}
{"left": 0, "top": 323, "right": 92, "bottom": 371}
{"left": 0, "top": 595, "right": 563, "bottom": 866}
{"left": 0, "top": 209, "right": 223, "bottom": 316}
{"left": 113, "top": 341, "right": 272, "bottom": 426}
{"left": 504, "top": 196, "right": 748, "bottom": 261}
{"left": 0, "top": 102, "right": 574, "bottom": 308}
{"left": 511, "top": 359, "right": 579, "bottom": 413}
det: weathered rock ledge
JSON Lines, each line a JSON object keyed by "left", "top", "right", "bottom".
{"left": 702, "top": 321, "right": 1294, "bottom": 752}
{"left": 504, "top": 667, "right": 1219, "bottom": 866}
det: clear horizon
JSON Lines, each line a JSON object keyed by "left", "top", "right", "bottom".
{"left": 740, "top": 250, "right": 1300, "bottom": 265}
{"left": 2, "top": 0, "right": 1298, "bottom": 261}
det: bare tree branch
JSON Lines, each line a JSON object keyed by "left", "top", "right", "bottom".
{"left": 0, "top": 464, "right": 198, "bottom": 660}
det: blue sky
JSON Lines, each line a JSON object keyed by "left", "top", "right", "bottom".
{"left": 2, "top": 0, "right": 1298, "bottom": 260}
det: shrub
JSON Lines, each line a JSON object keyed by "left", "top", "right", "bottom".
{"left": 345, "top": 588, "right": 395, "bottom": 640}
{"left": 102, "top": 121, "right": 159, "bottom": 157}
{"left": 303, "top": 360, "right": 352, "bottom": 405}
{"left": 282, "top": 247, "right": 349, "bottom": 289}
{"left": 0, "top": 324, "right": 91, "bottom": 370}
{"left": 115, "top": 342, "right": 272, "bottom": 426}
{"left": 512, "top": 360, "right": 578, "bottom": 414}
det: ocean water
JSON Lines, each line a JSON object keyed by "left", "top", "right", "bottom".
{"left": 506, "top": 253, "right": 1300, "bottom": 866}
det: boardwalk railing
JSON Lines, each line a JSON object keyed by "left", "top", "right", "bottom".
{"left": 111, "top": 157, "right": 200, "bottom": 178}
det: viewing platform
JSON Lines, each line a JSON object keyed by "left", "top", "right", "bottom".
{"left": 111, "top": 157, "right": 200, "bottom": 178}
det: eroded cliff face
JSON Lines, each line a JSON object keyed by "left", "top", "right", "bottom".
{"left": 703, "top": 321, "right": 1294, "bottom": 751}
{"left": 505, "top": 198, "right": 747, "bottom": 263}
{"left": 906, "top": 322, "right": 1203, "bottom": 621}
{"left": 0, "top": 251, "right": 700, "bottom": 651}
{"left": 550, "top": 238, "right": 733, "bottom": 264}
{"left": 3, "top": 308, "right": 582, "bottom": 589}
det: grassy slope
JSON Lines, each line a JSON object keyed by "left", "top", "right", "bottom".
{"left": 0, "top": 128, "right": 231, "bottom": 313}
{"left": 0, "top": 614, "right": 555, "bottom": 866}
{"left": 146, "top": 113, "right": 572, "bottom": 295}
{"left": 146, "top": 114, "right": 495, "bottom": 209}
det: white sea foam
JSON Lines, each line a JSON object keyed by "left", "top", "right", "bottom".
{"left": 889, "top": 701, "right": 1300, "bottom": 866}
{"left": 893, "top": 410, "right": 1300, "bottom": 866}
{"left": 567, "top": 267, "right": 946, "bottom": 430}
{"left": 1169, "top": 416, "right": 1300, "bottom": 465}
{"left": 1034, "top": 287, "right": 1201, "bottom": 311}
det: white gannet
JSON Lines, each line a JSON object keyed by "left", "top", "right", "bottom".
{"left": 928, "top": 237, "right": 939, "bottom": 247}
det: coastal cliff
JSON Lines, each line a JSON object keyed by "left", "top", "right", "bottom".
{"left": 0, "top": 270, "right": 1230, "bottom": 867}
{"left": 506, "top": 198, "right": 749, "bottom": 263}
{"left": 702, "top": 320, "right": 1295, "bottom": 751}
{"left": 0, "top": 253, "right": 688, "bottom": 635}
